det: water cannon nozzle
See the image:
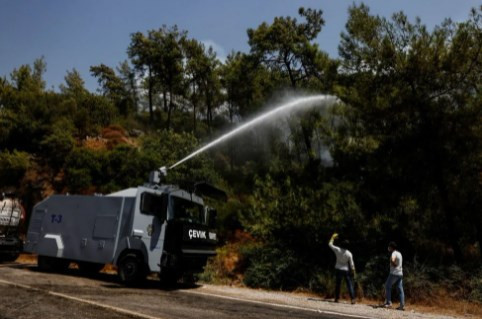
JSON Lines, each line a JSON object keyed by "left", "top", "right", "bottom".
{"left": 148, "top": 166, "right": 167, "bottom": 185}
{"left": 159, "top": 166, "right": 167, "bottom": 177}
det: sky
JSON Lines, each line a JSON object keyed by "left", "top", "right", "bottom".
{"left": 0, "top": 0, "right": 479, "bottom": 92}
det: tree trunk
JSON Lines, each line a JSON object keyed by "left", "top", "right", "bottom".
{"left": 285, "top": 58, "right": 315, "bottom": 163}
{"left": 192, "top": 83, "right": 197, "bottom": 132}
{"left": 148, "top": 67, "right": 154, "bottom": 123}
{"left": 206, "top": 93, "right": 212, "bottom": 130}
{"left": 166, "top": 87, "right": 173, "bottom": 130}
{"left": 229, "top": 100, "right": 234, "bottom": 123}
{"left": 436, "top": 178, "right": 463, "bottom": 263}
{"left": 163, "top": 88, "right": 168, "bottom": 113}
{"left": 130, "top": 76, "right": 138, "bottom": 114}
{"left": 284, "top": 55, "right": 296, "bottom": 89}
{"left": 477, "top": 225, "right": 482, "bottom": 262}
{"left": 301, "top": 123, "right": 315, "bottom": 163}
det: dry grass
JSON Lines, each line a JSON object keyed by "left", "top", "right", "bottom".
{"left": 101, "top": 125, "right": 137, "bottom": 149}
{"left": 82, "top": 125, "right": 138, "bottom": 151}
{"left": 406, "top": 291, "right": 482, "bottom": 318}
{"left": 83, "top": 137, "right": 108, "bottom": 150}
{"left": 15, "top": 253, "right": 37, "bottom": 264}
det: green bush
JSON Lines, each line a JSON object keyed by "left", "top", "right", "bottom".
{"left": 40, "top": 122, "right": 75, "bottom": 169}
{"left": 198, "top": 245, "right": 239, "bottom": 285}
{"left": 468, "top": 269, "right": 482, "bottom": 303}
{"left": 308, "top": 269, "right": 335, "bottom": 295}
{"left": 243, "top": 245, "right": 311, "bottom": 290}
{"left": 403, "top": 259, "right": 438, "bottom": 303}
{"left": 357, "top": 255, "right": 387, "bottom": 299}
{"left": 64, "top": 147, "right": 103, "bottom": 193}
{"left": 65, "top": 168, "right": 92, "bottom": 193}
{"left": 359, "top": 256, "right": 482, "bottom": 304}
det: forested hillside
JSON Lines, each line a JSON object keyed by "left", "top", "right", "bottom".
{"left": 1, "top": 4, "right": 481, "bottom": 304}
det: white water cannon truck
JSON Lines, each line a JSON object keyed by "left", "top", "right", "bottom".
{"left": 24, "top": 168, "right": 224, "bottom": 285}
{"left": 0, "top": 191, "right": 25, "bottom": 262}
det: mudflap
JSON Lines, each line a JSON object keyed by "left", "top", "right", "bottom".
{"left": 0, "top": 237, "right": 23, "bottom": 262}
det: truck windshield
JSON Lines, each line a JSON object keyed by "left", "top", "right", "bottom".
{"left": 171, "top": 196, "right": 204, "bottom": 224}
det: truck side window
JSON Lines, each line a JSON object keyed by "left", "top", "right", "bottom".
{"left": 171, "top": 196, "right": 204, "bottom": 224}
{"left": 206, "top": 208, "right": 217, "bottom": 228}
{"left": 140, "top": 193, "right": 167, "bottom": 220}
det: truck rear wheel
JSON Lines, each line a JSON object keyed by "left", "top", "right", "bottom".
{"left": 118, "top": 253, "right": 146, "bottom": 285}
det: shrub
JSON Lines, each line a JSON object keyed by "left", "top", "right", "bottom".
{"left": 199, "top": 231, "right": 257, "bottom": 284}
{"left": 308, "top": 269, "right": 335, "bottom": 295}
{"left": 40, "top": 127, "right": 75, "bottom": 169}
{"left": 64, "top": 147, "right": 103, "bottom": 193}
{"left": 243, "top": 244, "right": 311, "bottom": 290}
{"left": 468, "top": 269, "right": 482, "bottom": 303}
{"left": 65, "top": 168, "right": 92, "bottom": 193}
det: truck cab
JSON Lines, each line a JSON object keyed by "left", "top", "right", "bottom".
{"left": 114, "top": 185, "right": 218, "bottom": 284}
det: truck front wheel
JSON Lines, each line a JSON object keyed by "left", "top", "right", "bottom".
{"left": 118, "top": 253, "right": 146, "bottom": 285}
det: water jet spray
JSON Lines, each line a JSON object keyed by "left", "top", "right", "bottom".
{"left": 165, "top": 94, "right": 338, "bottom": 171}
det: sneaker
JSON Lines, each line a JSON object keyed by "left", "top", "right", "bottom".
{"left": 383, "top": 303, "right": 392, "bottom": 308}
{"left": 396, "top": 306, "right": 405, "bottom": 311}
{"left": 351, "top": 299, "right": 356, "bottom": 304}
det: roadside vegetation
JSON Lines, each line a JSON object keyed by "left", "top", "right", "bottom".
{"left": 0, "top": 3, "right": 480, "bottom": 314}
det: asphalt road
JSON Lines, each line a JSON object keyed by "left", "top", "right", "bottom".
{"left": 0, "top": 262, "right": 359, "bottom": 319}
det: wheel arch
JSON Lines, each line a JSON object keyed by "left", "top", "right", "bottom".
{"left": 114, "top": 237, "right": 149, "bottom": 269}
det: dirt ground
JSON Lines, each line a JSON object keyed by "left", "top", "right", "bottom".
{"left": 0, "top": 256, "right": 479, "bottom": 319}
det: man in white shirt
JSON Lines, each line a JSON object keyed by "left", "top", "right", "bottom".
{"left": 328, "top": 233, "right": 356, "bottom": 304}
{"left": 384, "top": 241, "right": 405, "bottom": 310}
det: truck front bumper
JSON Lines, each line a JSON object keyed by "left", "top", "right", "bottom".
{"left": 161, "top": 249, "right": 216, "bottom": 273}
{"left": 0, "top": 237, "right": 23, "bottom": 254}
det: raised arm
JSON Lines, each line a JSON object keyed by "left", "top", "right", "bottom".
{"left": 328, "top": 233, "right": 341, "bottom": 253}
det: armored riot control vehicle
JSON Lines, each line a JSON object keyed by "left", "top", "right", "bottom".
{"left": 0, "top": 192, "right": 25, "bottom": 262}
{"left": 24, "top": 171, "right": 223, "bottom": 285}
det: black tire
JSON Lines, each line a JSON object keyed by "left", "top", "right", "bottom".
{"left": 78, "top": 261, "right": 104, "bottom": 274}
{"left": 38, "top": 255, "right": 70, "bottom": 272}
{"left": 118, "top": 253, "right": 146, "bottom": 285}
{"left": 181, "top": 273, "right": 197, "bottom": 285}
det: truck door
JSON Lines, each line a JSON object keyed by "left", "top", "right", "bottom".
{"left": 132, "top": 190, "right": 168, "bottom": 272}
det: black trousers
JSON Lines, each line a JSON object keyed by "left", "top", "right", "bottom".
{"left": 335, "top": 269, "right": 355, "bottom": 300}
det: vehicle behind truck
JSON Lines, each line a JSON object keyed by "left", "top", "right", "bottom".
{"left": 24, "top": 174, "right": 221, "bottom": 285}
{"left": 0, "top": 192, "right": 25, "bottom": 262}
